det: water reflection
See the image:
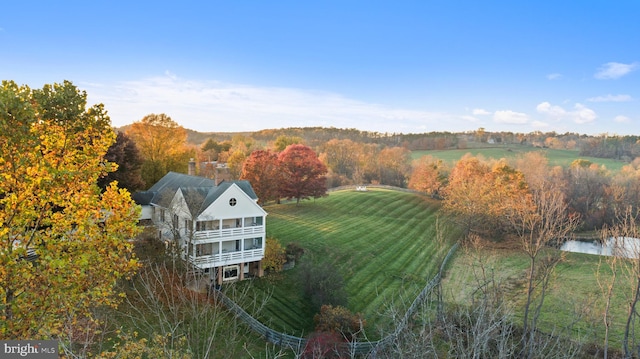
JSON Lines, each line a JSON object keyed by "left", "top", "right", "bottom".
{"left": 560, "top": 237, "right": 640, "bottom": 259}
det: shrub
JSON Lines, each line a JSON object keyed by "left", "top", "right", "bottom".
{"left": 302, "top": 331, "right": 347, "bottom": 359}
{"left": 285, "top": 242, "right": 305, "bottom": 262}
{"left": 299, "top": 258, "right": 347, "bottom": 312}
{"left": 314, "top": 305, "right": 365, "bottom": 341}
{"left": 263, "top": 237, "right": 286, "bottom": 273}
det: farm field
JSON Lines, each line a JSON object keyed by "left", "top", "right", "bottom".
{"left": 233, "top": 188, "right": 457, "bottom": 337}
{"left": 412, "top": 145, "right": 627, "bottom": 171}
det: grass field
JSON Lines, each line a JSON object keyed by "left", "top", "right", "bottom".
{"left": 233, "top": 188, "right": 457, "bottom": 337}
{"left": 224, "top": 188, "right": 635, "bottom": 355}
{"left": 441, "top": 243, "right": 633, "bottom": 350}
{"left": 412, "top": 145, "right": 627, "bottom": 172}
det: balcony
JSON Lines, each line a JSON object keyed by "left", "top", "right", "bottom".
{"left": 189, "top": 248, "right": 264, "bottom": 268}
{"left": 193, "top": 225, "right": 264, "bottom": 241}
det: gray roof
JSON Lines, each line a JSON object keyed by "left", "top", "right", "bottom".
{"left": 132, "top": 172, "right": 258, "bottom": 217}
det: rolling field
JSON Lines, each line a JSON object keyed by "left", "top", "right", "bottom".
{"left": 233, "top": 188, "right": 457, "bottom": 336}
{"left": 412, "top": 145, "right": 627, "bottom": 171}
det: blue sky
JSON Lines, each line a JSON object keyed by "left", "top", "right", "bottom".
{"left": 1, "top": 1, "right": 639, "bottom": 135}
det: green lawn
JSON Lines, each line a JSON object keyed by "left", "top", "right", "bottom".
{"left": 232, "top": 188, "right": 457, "bottom": 337}
{"left": 412, "top": 145, "right": 627, "bottom": 171}
{"left": 227, "top": 188, "right": 633, "bottom": 354}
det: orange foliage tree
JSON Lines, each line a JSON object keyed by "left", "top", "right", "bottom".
{"left": 126, "top": 113, "right": 188, "bottom": 186}
{"left": 376, "top": 147, "right": 412, "bottom": 187}
{"left": 0, "top": 81, "right": 140, "bottom": 340}
{"left": 443, "top": 155, "right": 529, "bottom": 237}
{"left": 313, "top": 304, "right": 365, "bottom": 341}
{"left": 240, "top": 149, "right": 281, "bottom": 204}
{"left": 278, "top": 144, "right": 328, "bottom": 204}
{"left": 408, "top": 155, "right": 449, "bottom": 198}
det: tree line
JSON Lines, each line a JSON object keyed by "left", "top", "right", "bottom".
{"left": 108, "top": 113, "right": 640, "bottom": 232}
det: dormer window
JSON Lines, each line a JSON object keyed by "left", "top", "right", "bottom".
{"left": 229, "top": 198, "right": 237, "bottom": 206}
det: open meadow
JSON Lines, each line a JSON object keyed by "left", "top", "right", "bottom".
{"left": 441, "top": 241, "right": 634, "bottom": 351}
{"left": 412, "top": 145, "right": 627, "bottom": 172}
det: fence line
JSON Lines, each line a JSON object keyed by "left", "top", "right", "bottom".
{"left": 327, "top": 184, "right": 424, "bottom": 195}
{"left": 213, "top": 242, "right": 460, "bottom": 357}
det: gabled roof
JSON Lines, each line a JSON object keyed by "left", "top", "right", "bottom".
{"left": 148, "top": 171, "right": 216, "bottom": 192}
{"left": 132, "top": 172, "right": 259, "bottom": 217}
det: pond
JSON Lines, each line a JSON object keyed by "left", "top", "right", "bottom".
{"left": 560, "top": 237, "right": 640, "bottom": 259}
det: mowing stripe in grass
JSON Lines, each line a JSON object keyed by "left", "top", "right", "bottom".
{"left": 246, "top": 188, "right": 454, "bottom": 334}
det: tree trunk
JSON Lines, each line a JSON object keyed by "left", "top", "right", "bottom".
{"left": 623, "top": 275, "right": 640, "bottom": 358}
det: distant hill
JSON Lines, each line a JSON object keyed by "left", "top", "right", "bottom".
{"left": 115, "top": 125, "right": 639, "bottom": 163}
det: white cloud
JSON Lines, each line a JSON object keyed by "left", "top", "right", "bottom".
{"left": 85, "top": 73, "right": 457, "bottom": 133}
{"left": 536, "top": 101, "right": 597, "bottom": 124}
{"left": 472, "top": 108, "right": 491, "bottom": 115}
{"left": 614, "top": 115, "right": 631, "bottom": 123}
{"left": 546, "top": 73, "right": 562, "bottom": 80}
{"left": 594, "top": 62, "right": 638, "bottom": 79}
{"left": 587, "top": 94, "right": 633, "bottom": 102}
{"left": 573, "top": 104, "right": 597, "bottom": 124}
{"left": 493, "top": 110, "right": 529, "bottom": 124}
{"left": 536, "top": 102, "right": 566, "bottom": 118}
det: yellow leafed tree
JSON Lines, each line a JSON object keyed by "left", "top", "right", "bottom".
{"left": 0, "top": 80, "right": 140, "bottom": 340}
{"left": 126, "top": 113, "right": 188, "bottom": 185}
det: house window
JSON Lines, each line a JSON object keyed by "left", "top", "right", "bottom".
{"left": 229, "top": 198, "right": 237, "bottom": 206}
{"left": 185, "top": 219, "right": 193, "bottom": 235}
{"left": 223, "top": 265, "right": 239, "bottom": 281}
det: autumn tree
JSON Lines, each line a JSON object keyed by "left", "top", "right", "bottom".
{"left": 278, "top": 144, "right": 328, "bottom": 204}
{"left": 273, "top": 135, "right": 303, "bottom": 151}
{"left": 126, "top": 113, "right": 188, "bottom": 185}
{"left": 443, "top": 155, "right": 529, "bottom": 238}
{"left": 318, "top": 139, "right": 359, "bottom": 186}
{"left": 376, "top": 147, "right": 412, "bottom": 187}
{"left": 408, "top": 155, "right": 448, "bottom": 198}
{"left": 507, "top": 181, "right": 578, "bottom": 358}
{"left": 240, "top": 149, "right": 281, "bottom": 204}
{"left": 610, "top": 158, "right": 640, "bottom": 219}
{"left": 565, "top": 160, "right": 611, "bottom": 229}
{"left": 98, "top": 131, "right": 145, "bottom": 192}
{"left": 263, "top": 238, "right": 286, "bottom": 273}
{"left": 442, "top": 155, "right": 495, "bottom": 237}
{"left": 355, "top": 143, "right": 379, "bottom": 185}
{"left": 314, "top": 305, "right": 365, "bottom": 341}
{"left": 224, "top": 135, "right": 256, "bottom": 179}
{"left": 0, "top": 80, "right": 140, "bottom": 340}
{"left": 200, "top": 138, "right": 231, "bottom": 162}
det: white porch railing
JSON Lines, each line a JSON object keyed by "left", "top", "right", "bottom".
{"left": 193, "top": 226, "right": 264, "bottom": 240}
{"left": 189, "top": 249, "right": 264, "bottom": 268}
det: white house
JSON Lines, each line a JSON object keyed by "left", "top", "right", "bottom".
{"left": 133, "top": 172, "right": 267, "bottom": 285}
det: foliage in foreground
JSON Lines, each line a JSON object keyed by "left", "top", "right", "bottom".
{"left": 0, "top": 80, "right": 140, "bottom": 341}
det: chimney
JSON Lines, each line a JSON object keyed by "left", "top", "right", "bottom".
{"left": 188, "top": 158, "right": 196, "bottom": 176}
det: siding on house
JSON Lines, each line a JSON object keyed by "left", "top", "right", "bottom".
{"left": 133, "top": 172, "right": 267, "bottom": 284}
